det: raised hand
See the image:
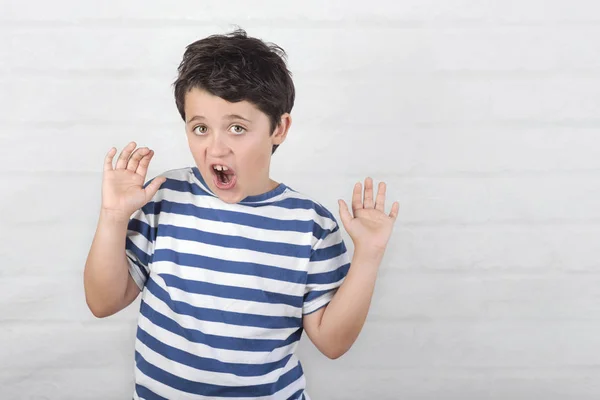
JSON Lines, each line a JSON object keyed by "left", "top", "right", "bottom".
{"left": 101, "top": 141, "right": 166, "bottom": 221}
{"left": 338, "top": 177, "right": 399, "bottom": 256}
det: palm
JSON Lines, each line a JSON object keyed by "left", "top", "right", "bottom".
{"left": 339, "top": 177, "right": 399, "bottom": 254}
{"left": 101, "top": 142, "right": 166, "bottom": 220}
{"left": 102, "top": 169, "right": 148, "bottom": 213}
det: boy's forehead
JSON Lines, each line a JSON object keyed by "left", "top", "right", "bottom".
{"left": 184, "top": 87, "right": 260, "bottom": 121}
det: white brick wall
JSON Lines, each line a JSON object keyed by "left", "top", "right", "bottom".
{"left": 1, "top": 0, "right": 599, "bottom": 398}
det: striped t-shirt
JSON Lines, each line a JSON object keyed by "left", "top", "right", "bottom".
{"left": 125, "top": 167, "right": 351, "bottom": 399}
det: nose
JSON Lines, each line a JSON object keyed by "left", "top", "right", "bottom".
{"left": 207, "top": 132, "right": 231, "bottom": 157}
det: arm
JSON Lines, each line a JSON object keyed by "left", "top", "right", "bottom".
{"left": 83, "top": 142, "right": 165, "bottom": 318}
{"left": 83, "top": 210, "right": 140, "bottom": 318}
{"left": 304, "top": 177, "right": 399, "bottom": 359}
{"left": 303, "top": 249, "right": 381, "bottom": 359}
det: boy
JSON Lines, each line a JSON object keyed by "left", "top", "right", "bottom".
{"left": 83, "top": 29, "right": 399, "bottom": 399}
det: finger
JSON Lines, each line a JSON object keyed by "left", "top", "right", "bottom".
{"left": 338, "top": 199, "right": 353, "bottom": 229}
{"left": 363, "top": 177, "right": 374, "bottom": 208}
{"left": 115, "top": 141, "right": 137, "bottom": 170}
{"left": 103, "top": 147, "right": 117, "bottom": 172}
{"left": 127, "top": 147, "right": 150, "bottom": 172}
{"left": 144, "top": 176, "right": 167, "bottom": 201}
{"left": 389, "top": 201, "right": 400, "bottom": 220}
{"left": 375, "top": 182, "right": 386, "bottom": 212}
{"left": 351, "top": 182, "right": 362, "bottom": 215}
{"left": 136, "top": 149, "right": 155, "bottom": 178}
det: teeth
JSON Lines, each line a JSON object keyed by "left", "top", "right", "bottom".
{"left": 222, "top": 166, "right": 229, "bottom": 171}
{"left": 213, "top": 165, "right": 229, "bottom": 171}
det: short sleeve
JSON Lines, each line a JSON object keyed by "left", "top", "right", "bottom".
{"left": 125, "top": 184, "right": 159, "bottom": 291}
{"left": 303, "top": 220, "right": 351, "bottom": 315}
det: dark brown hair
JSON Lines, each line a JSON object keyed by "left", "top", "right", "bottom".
{"left": 173, "top": 28, "right": 295, "bottom": 154}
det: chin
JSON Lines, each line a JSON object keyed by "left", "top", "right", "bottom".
{"left": 210, "top": 187, "right": 245, "bottom": 204}
{"left": 218, "top": 195, "right": 244, "bottom": 204}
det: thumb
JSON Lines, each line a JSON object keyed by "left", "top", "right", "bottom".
{"left": 144, "top": 177, "right": 167, "bottom": 201}
{"left": 338, "top": 199, "right": 353, "bottom": 230}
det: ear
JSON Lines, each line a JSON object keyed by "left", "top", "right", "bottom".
{"left": 271, "top": 113, "right": 292, "bottom": 146}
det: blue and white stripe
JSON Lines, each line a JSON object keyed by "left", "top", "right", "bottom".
{"left": 125, "top": 167, "right": 350, "bottom": 399}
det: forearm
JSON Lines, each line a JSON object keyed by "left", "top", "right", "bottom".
{"left": 316, "top": 249, "right": 383, "bottom": 357}
{"left": 83, "top": 210, "right": 132, "bottom": 316}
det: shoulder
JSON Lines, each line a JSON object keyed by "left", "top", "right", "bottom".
{"left": 143, "top": 167, "right": 200, "bottom": 198}
{"left": 149, "top": 167, "right": 195, "bottom": 185}
{"left": 281, "top": 186, "right": 340, "bottom": 238}
{"left": 136, "top": 167, "right": 203, "bottom": 218}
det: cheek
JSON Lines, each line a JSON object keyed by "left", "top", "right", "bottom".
{"left": 234, "top": 143, "right": 270, "bottom": 177}
{"left": 247, "top": 139, "right": 272, "bottom": 165}
{"left": 187, "top": 138, "right": 206, "bottom": 161}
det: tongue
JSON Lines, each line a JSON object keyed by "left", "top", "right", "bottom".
{"left": 218, "top": 171, "right": 229, "bottom": 183}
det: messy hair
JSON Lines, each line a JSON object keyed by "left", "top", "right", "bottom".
{"left": 173, "top": 28, "right": 295, "bottom": 154}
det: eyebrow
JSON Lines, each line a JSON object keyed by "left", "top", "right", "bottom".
{"left": 186, "top": 114, "right": 252, "bottom": 124}
{"left": 186, "top": 115, "right": 205, "bottom": 124}
{"left": 224, "top": 114, "right": 252, "bottom": 123}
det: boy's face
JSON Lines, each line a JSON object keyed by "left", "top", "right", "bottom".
{"left": 184, "top": 87, "right": 291, "bottom": 204}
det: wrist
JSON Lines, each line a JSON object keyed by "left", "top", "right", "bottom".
{"left": 350, "top": 246, "right": 385, "bottom": 273}
{"left": 99, "top": 208, "right": 132, "bottom": 227}
{"left": 353, "top": 244, "right": 385, "bottom": 263}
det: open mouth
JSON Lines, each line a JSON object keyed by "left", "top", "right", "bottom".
{"left": 211, "top": 163, "right": 237, "bottom": 190}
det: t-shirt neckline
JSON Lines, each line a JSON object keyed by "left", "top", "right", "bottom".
{"left": 191, "top": 167, "right": 288, "bottom": 203}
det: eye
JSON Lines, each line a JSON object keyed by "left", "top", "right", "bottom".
{"left": 193, "top": 125, "right": 208, "bottom": 135}
{"left": 230, "top": 125, "right": 246, "bottom": 135}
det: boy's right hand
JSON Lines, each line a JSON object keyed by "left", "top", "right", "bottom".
{"left": 101, "top": 141, "right": 166, "bottom": 222}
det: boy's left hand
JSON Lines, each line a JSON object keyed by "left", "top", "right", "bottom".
{"left": 338, "top": 177, "right": 399, "bottom": 257}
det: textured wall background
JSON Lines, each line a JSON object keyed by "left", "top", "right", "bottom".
{"left": 1, "top": 1, "right": 600, "bottom": 398}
